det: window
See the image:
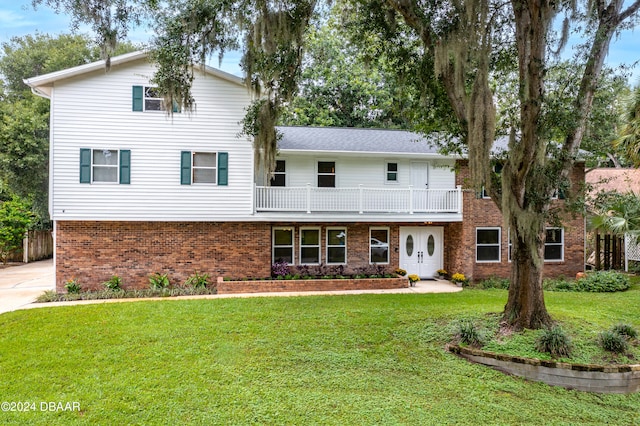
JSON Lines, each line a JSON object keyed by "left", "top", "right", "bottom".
{"left": 181, "top": 151, "right": 228, "bottom": 186}
{"left": 270, "top": 160, "right": 286, "bottom": 187}
{"left": 476, "top": 228, "right": 501, "bottom": 262}
{"left": 193, "top": 152, "right": 217, "bottom": 184}
{"left": 481, "top": 163, "right": 503, "bottom": 198}
{"left": 370, "top": 228, "right": 390, "bottom": 264}
{"left": 327, "top": 228, "right": 347, "bottom": 264}
{"left": 132, "top": 85, "right": 180, "bottom": 112}
{"left": 386, "top": 162, "right": 398, "bottom": 183}
{"left": 318, "top": 161, "right": 336, "bottom": 187}
{"left": 545, "top": 228, "right": 564, "bottom": 261}
{"left": 273, "top": 228, "right": 294, "bottom": 264}
{"left": 300, "top": 228, "right": 320, "bottom": 264}
{"left": 79, "top": 148, "right": 130, "bottom": 184}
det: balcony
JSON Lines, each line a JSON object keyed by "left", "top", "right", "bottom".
{"left": 255, "top": 185, "right": 462, "bottom": 215}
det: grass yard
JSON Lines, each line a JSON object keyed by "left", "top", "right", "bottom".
{"left": 1, "top": 285, "right": 640, "bottom": 425}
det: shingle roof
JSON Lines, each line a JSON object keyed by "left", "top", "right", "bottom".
{"left": 586, "top": 168, "right": 640, "bottom": 195}
{"left": 276, "top": 126, "right": 443, "bottom": 154}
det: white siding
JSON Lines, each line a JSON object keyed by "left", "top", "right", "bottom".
{"left": 50, "top": 59, "right": 254, "bottom": 221}
{"left": 277, "top": 155, "right": 456, "bottom": 189}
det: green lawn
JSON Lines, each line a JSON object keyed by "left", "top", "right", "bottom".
{"left": 1, "top": 287, "right": 639, "bottom": 425}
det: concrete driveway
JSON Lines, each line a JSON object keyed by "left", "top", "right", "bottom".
{"left": 0, "top": 259, "right": 54, "bottom": 315}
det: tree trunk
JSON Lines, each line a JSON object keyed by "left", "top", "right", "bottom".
{"left": 503, "top": 218, "right": 552, "bottom": 330}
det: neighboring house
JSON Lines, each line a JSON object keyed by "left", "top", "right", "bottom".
{"left": 586, "top": 168, "right": 640, "bottom": 196}
{"left": 25, "top": 51, "right": 585, "bottom": 291}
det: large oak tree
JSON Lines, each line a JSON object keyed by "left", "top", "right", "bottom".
{"left": 34, "top": 0, "right": 640, "bottom": 329}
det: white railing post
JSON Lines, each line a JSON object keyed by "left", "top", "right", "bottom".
{"left": 409, "top": 185, "right": 414, "bottom": 214}
{"left": 359, "top": 184, "right": 364, "bottom": 214}
{"left": 306, "top": 183, "right": 312, "bottom": 214}
{"left": 456, "top": 185, "right": 462, "bottom": 213}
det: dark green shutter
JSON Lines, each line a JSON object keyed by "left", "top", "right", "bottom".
{"left": 132, "top": 86, "right": 143, "bottom": 111}
{"left": 80, "top": 148, "right": 91, "bottom": 183}
{"left": 558, "top": 188, "right": 566, "bottom": 199}
{"left": 181, "top": 151, "right": 192, "bottom": 185}
{"left": 172, "top": 101, "right": 179, "bottom": 113}
{"left": 218, "top": 152, "right": 228, "bottom": 186}
{"left": 120, "top": 150, "right": 131, "bottom": 184}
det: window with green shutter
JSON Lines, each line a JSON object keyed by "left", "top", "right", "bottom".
{"left": 80, "top": 148, "right": 130, "bottom": 184}
{"left": 181, "top": 151, "right": 228, "bottom": 185}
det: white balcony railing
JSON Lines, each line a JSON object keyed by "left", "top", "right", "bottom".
{"left": 255, "top": 184, "right": 462, "bottom": 214}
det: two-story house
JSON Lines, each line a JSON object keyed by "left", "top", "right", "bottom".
{"left": 25, "top": 51, "right": 585, "bottom": 291}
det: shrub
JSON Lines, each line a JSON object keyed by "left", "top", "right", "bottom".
{"left": 543, "top": 277, "right": 576, "bottom": 292}
{"left": 456, "top": 320, "right": 484, "bottom": 347}
{"left": 598, "top": 330, "right": 628, "bottom": 354}
{"left": 611, "top": 323, "right": 638, "bottom": 340}
{"left": 575, "top": 271, "right": 630, "bottom": 292}
{"left": 535, "top": 326, "right": 572, "bottom": 358}
{"left": 394, "top": 268, "right": 407, "bottom": 276}
{"left": 479, "top": 276, "right": 510, "bottom": 289}
{"left": 272, "top": 260, "right": 290, "bottom": 278}
{"left": 408, "top": 274, "right": 420, "bottom": 285}
{"left": 103, "top": 275, "right": 122, "bottom": 291}
{"left": 185, "top": 271, "right": 210, "bottom": 288}
{"left": 149, "top": 273, "right": 170, "bottom": 289}
{"left": 64, "top": 278, "right": 81, "bottom": 294}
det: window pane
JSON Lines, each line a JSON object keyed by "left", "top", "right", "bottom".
{"left": 193, "top": 152, "right": 216, "bottom": 167}
{"left": 477, "top": 246, "right": 500, "bottom": 261}
{"left": 546, "top": 229, "right": 562, "bottom": 244}
{"left": 387, "top": 172, "right": 398, "bottom": 181}
{"left": 274, "top": 229, "right": 293, "bottom": 245}
{"left": 327, "top": 229, "right": 346, "bottom": 245}
{"left": 327, "top": 247, "right": 345, "bottom": 263}
{"left": 273, "top": 248, "right": 293, "bottom": 264}
{"left": 145, "top": 99, "right": 163, "bottom": 111}
{"left": 387, "top": 163, "right": 398, "bottom": 172}
{"left": 145, "top": 87, "right": 160, "bottom": 98}
{"left": 545, "top": 245, "right": 562, "bottom": 260}
{"left": 193, "top": 168, "right": 216, "bottom": 183}
{"left": 371, "top": 229, "right": 388, "bottom": 244}
{"left": 274, "top": 160, "right": 286, "bottom": 173}
{"left": 93, "top": 150, "right": 117, "bottom": 166}
{"left": 301, "top": 229, "right": 319, "bottom": 245}
{"left": 270, "top": 174, "right": 286, "bottom": 187}
{"left": 318, "top": 174, "right": 335, "bottom": 188}
{"left": 477, "top": 229, "right": 499, "bottom": 244}
{"left": 318, "top": 162, "right": 335, "bottom": 173}
{"left": 93, "top": 166, "right": 117, "bottom": 182}
{"left": 301, "top": 247, "right": 320, "bottom": 264}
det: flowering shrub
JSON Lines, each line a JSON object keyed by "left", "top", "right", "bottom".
{"left": 64, "top": 278, "right": 81, "bottom": 294}
{"left": 451, "top": 273, "right": 467, "bottom": 285}
{"left": 395, "top": 268, "right": 407, "bottom": 276}
{"left": 437, "top": 269, "right": 447, "bottom": 276}
{"left": 408, "top": 274, "right": 420, "bottom": 285}
{"left": 271, "top": 260, "right": 290, "bottom": 278}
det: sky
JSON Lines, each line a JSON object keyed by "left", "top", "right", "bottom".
{"left": 0, "top": 1, "right": 638, "bottom": 82}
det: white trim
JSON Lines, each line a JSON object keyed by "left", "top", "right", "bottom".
{"left": 316, "top": 159, "right": 337, "bottom": 188}
{"left": 326, "top": 227, "right": 347, "bottom": 265}
{"left": 476, "top": 227, "right": 501, "bottom": 263}
{"left": 299, "top": 227, "right": 321, "bottom": 265}
{"left": 192, "top": 151, "right": 218, "bottom": 185}
{"left": 91, "top": 149, "right": 120, "bottom": 184}
{"left": 385, "top": 161, "right": 399, "bottom": 184}
{"left": 272, "top": 227, "right": 295, "bottom": 265}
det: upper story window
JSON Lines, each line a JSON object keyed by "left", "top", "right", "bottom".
{"left": 386, "top": 162, "right": 398, "bottom": 183}
{"left": 79, "top": 148, "right": 130, "bottom": 184}
{"left": 481, "top": 163, "right": 503, "bottom": 199}
{"left": 181, "top": 151, "right": 228, "bottom": 186}
{"left": 318, "top": 161, "right": 336, "bottom": 187}
{"left": 132, "top": 85, "right": 179, "bottom": 112}
{"left": 476, "top": 227, "right": 501, "bottom": 262}
{"left": 270, "top": 160, "right": 286, "bottom": 187}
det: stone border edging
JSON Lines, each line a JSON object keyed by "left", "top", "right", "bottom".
{"left": 217, "top": 276, "right": 408, "bottom": 294}
{"left": 447, "top": 344, "right": 640, "bottom": 394}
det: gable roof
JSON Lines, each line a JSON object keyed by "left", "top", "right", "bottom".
{"left": 586, "top": 168, "right": 640, "bottom": 195}
{"left": 277, "top": 126, "right": 446, "bottom": 156}
{"left": 24, "top": 50, "right": 245, "bottom": 98}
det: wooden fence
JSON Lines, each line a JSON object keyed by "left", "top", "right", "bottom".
{"left": 8, "top": 230, "right": 53, "bottom": 263}
{"left": 592, "top": 230, "right": 625, "bottom": 270}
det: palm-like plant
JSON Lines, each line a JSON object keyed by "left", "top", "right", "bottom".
{"left": 590, "top": 191, "right": 640, "bottom": 241}
{"left": 613, "top": 84, "right": 640, "bottom": 166}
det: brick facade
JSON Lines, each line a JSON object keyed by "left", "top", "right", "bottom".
{"left": 451, "top": 160, "right": 585, "bottom": 281}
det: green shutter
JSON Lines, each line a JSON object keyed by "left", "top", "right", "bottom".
{"left": 172, "top": 101, "right": 180, "bottom": 113}
{"left": 558, "top": 188, "right": 566, "bottom": 199}
{"left": 218, "top": 152, "right": 228, "bottom": 186}
{"left": 132, "top": 86, "right": 143, "bottom": 111}
{"left": 181, "top": 151, "right": 192, "bottom": 185}
{"left": 80, "top": 148, "right": 91, "bottom": 183}
{"left": 120, "top": 150, "right": 131, "bottom": 184}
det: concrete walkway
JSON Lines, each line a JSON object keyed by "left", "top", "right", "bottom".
{"left": 0, "top": 259, "right": 54, "bottom": 315}
{"left": 0, "top": 260, "right": 462, "bottom": 314}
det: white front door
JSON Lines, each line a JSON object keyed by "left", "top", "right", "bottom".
{"left": 400, "top": 227, "right": 443, "bottom": 278}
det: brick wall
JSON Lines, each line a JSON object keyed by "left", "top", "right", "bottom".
{"left": 452, "top": 160, "right": 585, "bottom": 281}
{"left": 55, "top": 221, "right": 272, "bottom": 291}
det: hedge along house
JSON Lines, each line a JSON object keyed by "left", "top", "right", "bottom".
{"left": 25, "top": 51, "right": 585, "bottom": 292}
